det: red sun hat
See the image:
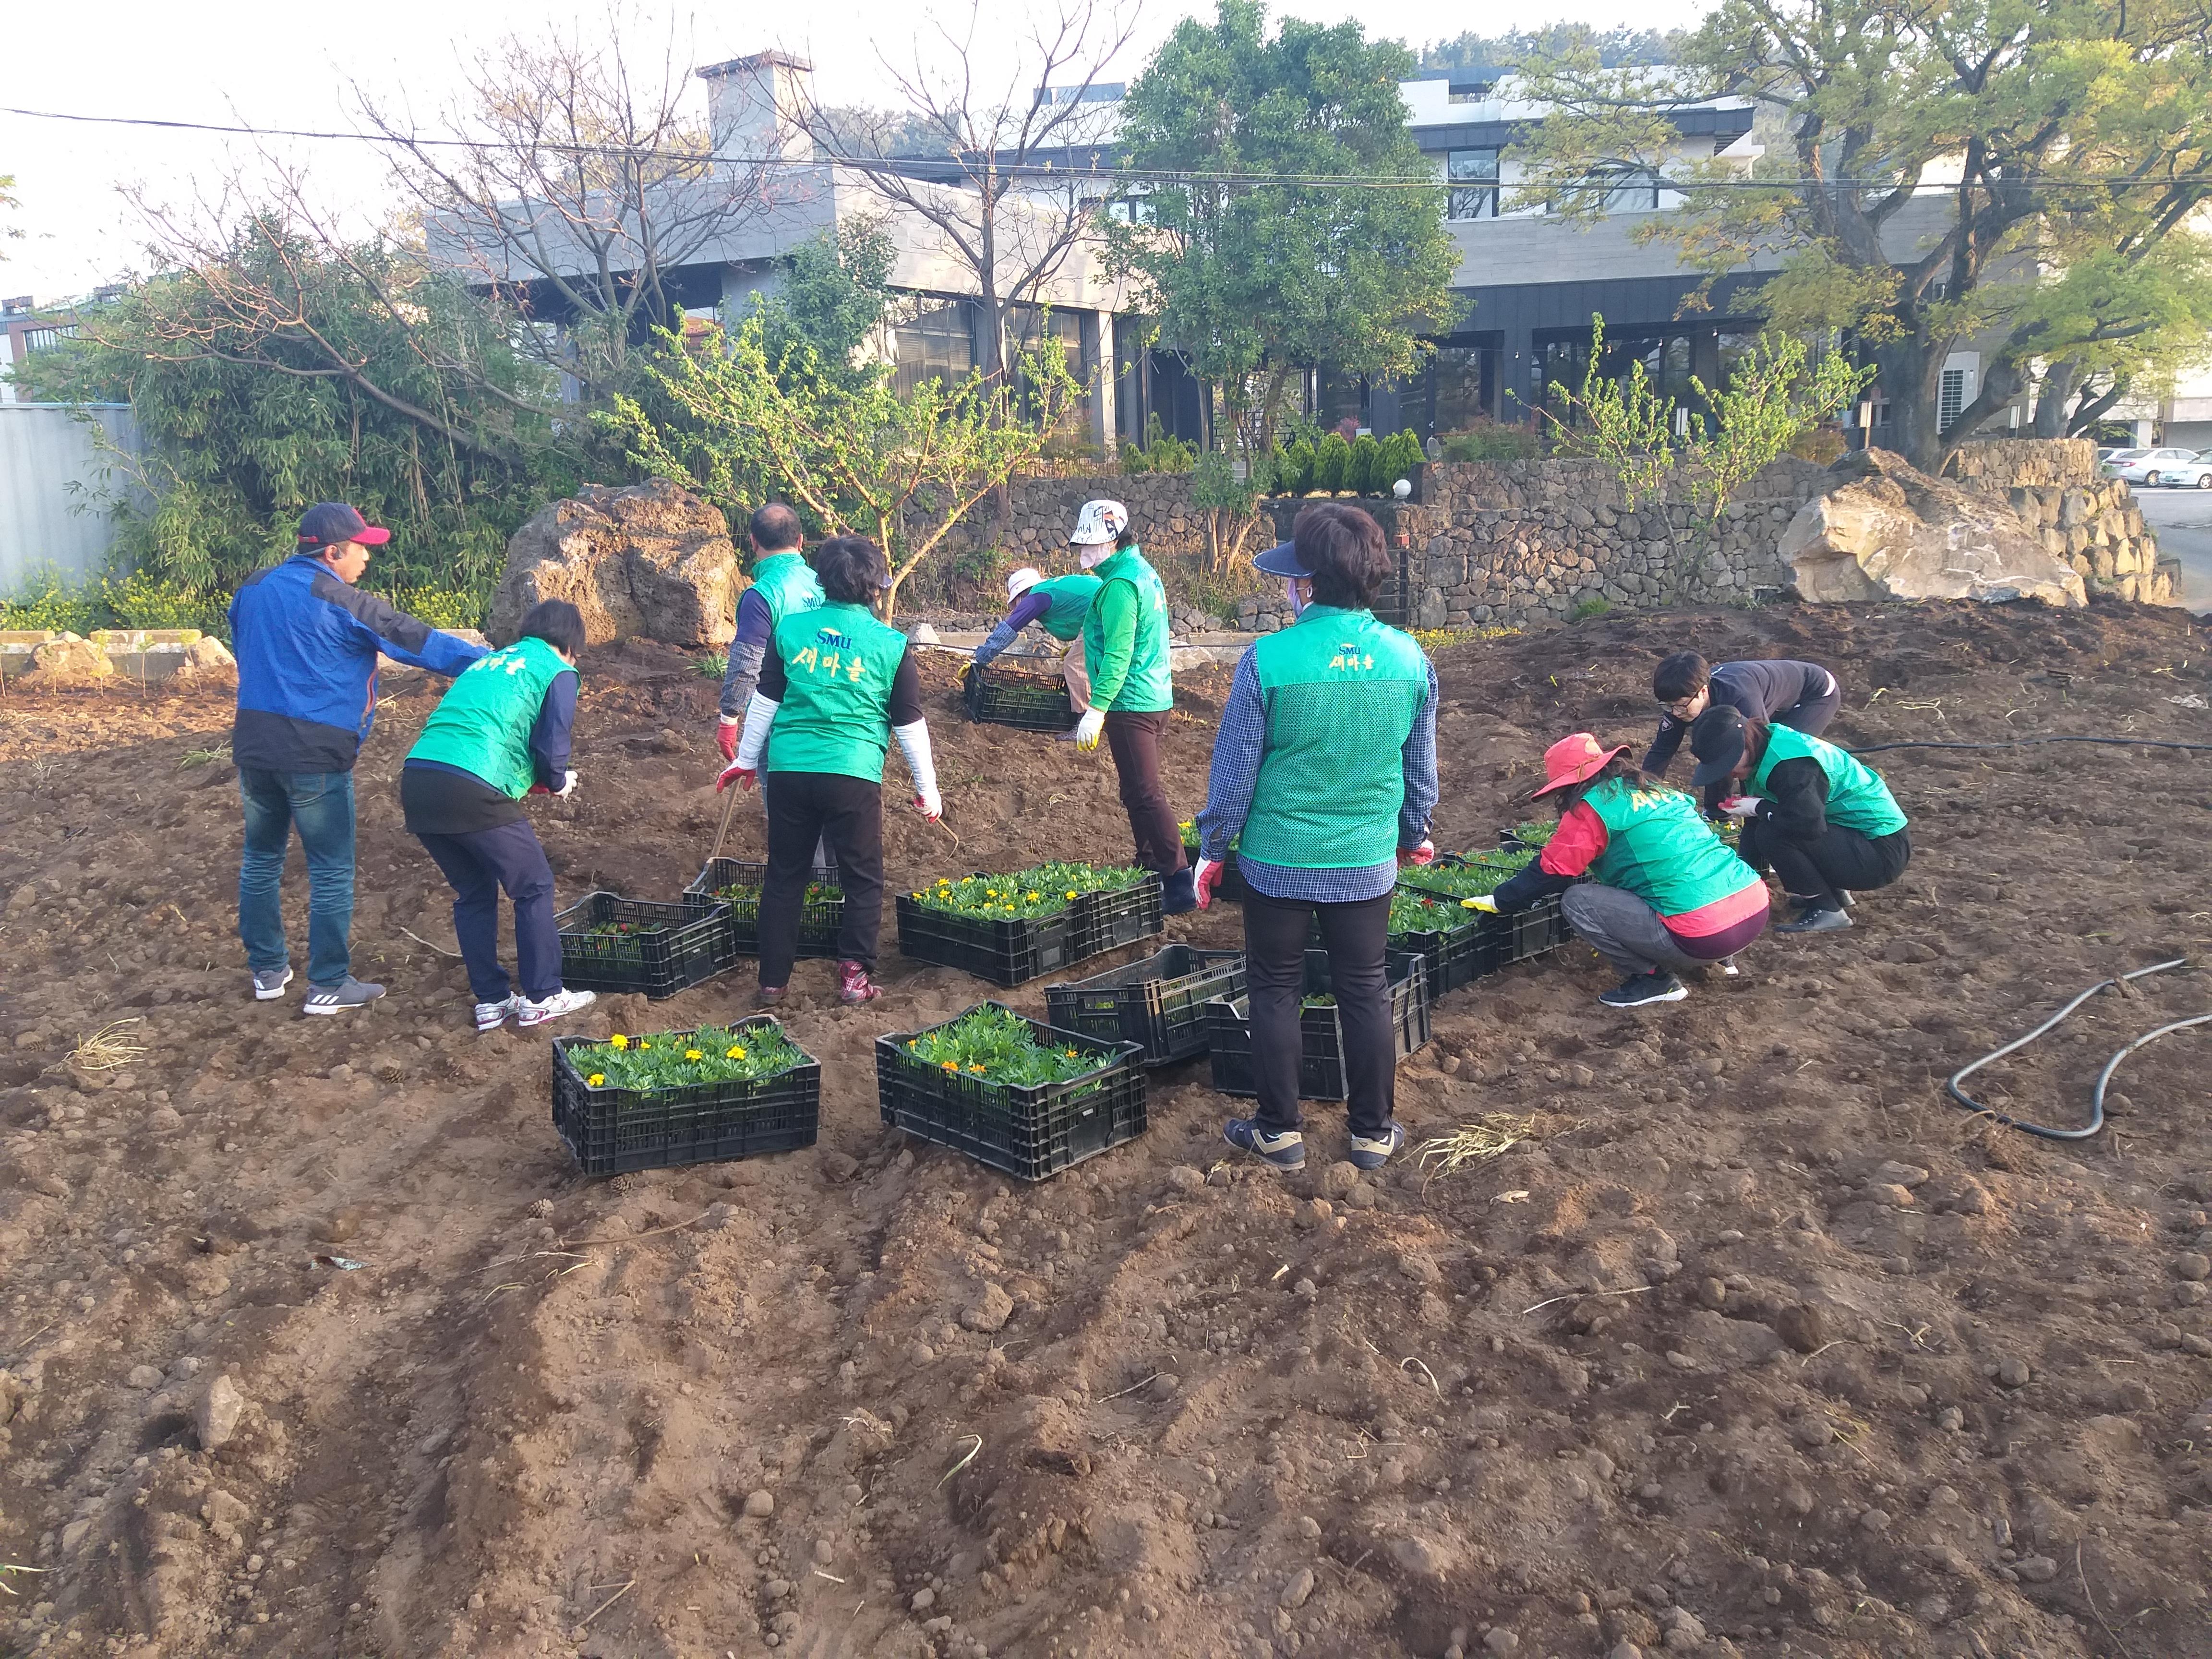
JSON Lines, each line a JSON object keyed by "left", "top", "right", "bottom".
{"left": 1530, "top": 732, "right": 1629, "bottom": 798}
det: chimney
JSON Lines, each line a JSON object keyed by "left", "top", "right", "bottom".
{"left": 697, "top": 52, "right": 816, "bottom": 165}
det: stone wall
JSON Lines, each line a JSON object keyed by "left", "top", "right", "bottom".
{"left": 1944, "top": 437, "right": 2101, "bottom": 491}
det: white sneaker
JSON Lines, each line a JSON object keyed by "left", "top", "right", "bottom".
{"left": 475, "top": 996, "right": 520, "bottom": 1033}
{"left": 515, "top": 988, "right": 597, "bottom": 1029}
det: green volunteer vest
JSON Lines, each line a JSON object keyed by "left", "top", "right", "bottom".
{"left": 763, "top": 602, "right": 911, "bottom": 783}
{"left": 1752, "top": 725, "right": 1908, "bottom": 837}
{"left": 1582, "top": 775, "right": 1761, "bottom": 917}
{"left": 1082, "top": 546, "right": 1174, "bottom": 712}
{"left": 406, "top": 635, "right": 572, "bottom": 799}
{"left": 1238, "top": 605, "right": 1431, "bottom": 869}
{"left": 1032, "top": 573, "right": 1103, "bottom": 642}
{"left": 747, "top": 551, "right": 823, "bottom": 629}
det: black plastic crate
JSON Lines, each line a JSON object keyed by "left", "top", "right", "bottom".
{"left": 1206, "top": 949, "right": 1431, "bottom": 1101}
{"left": 964, "top": 665, "right": 1077, "bottom": 733}
{"left": 1477, "top": 887, "right": 1572, "bottom": 969}
{"left": 875, "top": 1003, "right": 1147, "bottom": 1181}
{"left": 895, "top": 894, "right": 1078, "bottom": 988}
{"left": 1386, "top": 894, "right": 1491, "bottom": 997}
{"left": 1071, "top": 873, "right": 1165, "bottom": 957}
{"left": 555, "top": 892, "right": 733, "bottom": 998}
{"left": 683, "top": 856, "right": 843, "bottom": 959}
{"left": 1045, "top": 946, "right": 1247, "bottom": 1066}
{"left": 552, "top": 1018, "right": 819, "bottom": 1175}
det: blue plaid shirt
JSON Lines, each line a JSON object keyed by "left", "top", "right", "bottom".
{"left": 1195, "top": 640, "right": 1439, "bottom": 903}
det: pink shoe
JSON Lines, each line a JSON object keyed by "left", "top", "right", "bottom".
{"left": 838, "top": 961, "right": 881, "bottom": 1005}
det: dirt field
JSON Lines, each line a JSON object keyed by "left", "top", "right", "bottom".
{"left": 2, "top": 598, "right": 2210, "bottom": 1659}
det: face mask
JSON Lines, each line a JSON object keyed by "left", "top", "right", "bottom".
{"left": 1079, "top": 545, "right": 1109, "bottom": 570}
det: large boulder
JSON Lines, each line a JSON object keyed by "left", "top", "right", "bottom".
{"left": 486, "top": 479, "right": 739, "bottom": 648}
{"left": 16, "top": 634, "right": 116, "bottom": 689}
{"left": 1779, "top": 449, "right": 2087, "bottom": 608}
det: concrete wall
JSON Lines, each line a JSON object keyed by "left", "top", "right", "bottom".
{"left": 0, "top": 405, "right": 146, "bottom": 595}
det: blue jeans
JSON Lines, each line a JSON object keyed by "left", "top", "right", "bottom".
{"left": 414, "top": 822, "right": 562, "bottom": 1003}
{"left": 238, "top": 769, "right": 357, "bottom": 987}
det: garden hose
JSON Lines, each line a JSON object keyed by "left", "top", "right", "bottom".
{"left": 1850, "top": 736, "right": 2212, "bottom": 755}
{"left": 1946, "top": 958, "right": 2209, "bottom": 1140}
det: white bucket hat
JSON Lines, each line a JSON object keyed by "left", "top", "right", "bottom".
{"left": 1006, "top": 566, "right": 1044, "bottom": 601}
{"left": 1069, "top": 499, "right": 1129, "bottom": 547}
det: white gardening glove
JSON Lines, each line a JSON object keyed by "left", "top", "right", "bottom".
{"left": 914, "top": 786, "right": 943, "bottom": 822}
{"left": 555, "top": 770, "right": 579, "bottom": 800}
{"left": 1074, "top": 708, "right": 1107, "bottom": 751}
{"left": 1719, "top": 794, "right": 1765, "bottom": 820}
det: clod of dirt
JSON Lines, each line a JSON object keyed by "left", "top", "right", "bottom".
{"left": 194, "top": 1372, "right": 244, "bottom": 1450}
{"left": 2173, "top": 1252, "right": 2211, "bottom": 1282}
{"left": 1166, "top": 1165, "right": 1205, "bottom": 1192}
{"left": 1279, "top": 1568, "right": 1314, "bottom": 1610}
{"left": 959, "top": 1283, "right": 1013, "bottom": 1333}
{"left": 125, "top": 1365, "right": 162, "bottom": 1390}
{"left": 1607, "top": 1642, "right": 1647, "bottom": 1659}
{"left": 743, "top": 1490, "right": 775, "bottom": 1518}
{"left": 1996, "top": 1356, "right": 2032, "bottom": 1388}
{"left": 1294, "top": 1198, "right": 1332, "bottom": 1229}
{"left": 1874, "top": 1159, "right": 1930, "bottom": 1187}
{"left": 1775, "top": 1302, "right": 1828, "bottom": 1354}
{"left": 1319, "top": 1160, "right": 1361, "bottom": 1199}
{"left": 819, "top": 1150, "right": 861, "bottom": 1184}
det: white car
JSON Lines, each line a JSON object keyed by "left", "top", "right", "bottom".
{"left": 2104, "top": 446, "right": 2212, "bottom": 486}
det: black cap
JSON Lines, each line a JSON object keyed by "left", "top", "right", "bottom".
{"left": 1687, "top": 705, "right": 1748, "bottom": 788}
{"left": 297, "top": 502, "right": 390, "bottom": 550}
{"left": 1252, "top": 539, "right": 1311, "bottom": 579}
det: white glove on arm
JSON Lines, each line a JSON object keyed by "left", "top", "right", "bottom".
{"left": 735, "top": 692, "right": 780, "bottom": 771}
{"left": 893, "top": 719, "right": 942, "bottom": 820}
{"left": 555, "top": 769, "right": 579, "bottom": 800}
{"left": 1074, "top": 708, "right": 1106, "bottom": 751}
{"left": 1720, "top": 794, "right": 1765, "bottom": 821}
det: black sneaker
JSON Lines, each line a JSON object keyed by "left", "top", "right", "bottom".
{"left": 301, "top": 977, "right": 385, "bottom": 1015}
{"left": 1777, "top": 906, "right": 1852, "bottom": 935}
{"left": 1599, "top": 972, "right": 1689, "bottom": 1008}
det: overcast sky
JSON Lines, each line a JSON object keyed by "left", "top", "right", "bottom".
{"left": 0, "top": 0, "right": 1712, "bottom": 302}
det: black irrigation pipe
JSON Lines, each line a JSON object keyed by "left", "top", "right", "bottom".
{"left": 1947, "top": 959, "right": 2211, "bottom": 1141}
{"left": 1849, "top": 736, "right": 2212, "bottom": 755}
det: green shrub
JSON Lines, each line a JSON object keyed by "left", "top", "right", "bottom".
{"left": 385, "top": 587, "right": 488, "bottom": 632}
{"left": 0, "top": 570, "right": 102, "bottom": 635}
{"left": 1382, "top": 430, "right": 1425, "bottom": 488}
{"left": 1282, "top": 437, "right": 1315, "bottom": 495}
{"left": 1441, "top": 422, "right": 1543, "bottom": 462}
{"left": 0, "top": 569, "right": 229, "bottom": 639}
{"left": 1349, "top": 433, "right": 1383, "bottom": 494}
{"left": 1314, "top": 432, "right": 1351, "bottom": 493}
{"left": 1570, "top": 595, "right": 1612, "bottom": 621}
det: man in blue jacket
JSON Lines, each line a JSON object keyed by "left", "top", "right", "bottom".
{"left": 230, "top": 503, "right": 488, "bottom": 1012}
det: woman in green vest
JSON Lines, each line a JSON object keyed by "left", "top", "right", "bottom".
{"left": 965, "top": 565, "right": 1102, "bottom": 712}
{"left": 400, "top": 600, "right": 597, "bottom": 1034}
{"left": 1194, "top": 504, "right": 1439, "bottom": 1172}
{"left": 1686, "top": 704, "right": 1911, "bottom": 935}
{"left": 715, "top": 502, "right": 823, "bottom": 760}
{"left": 718, "top": 536, "right": 942, "bottom": 1006}
{"left": 1479, "top": 734, "right": 1770, "bottom": 1008}
{"left": 1068, "top": 499, "right": 1195, "bottom": 912}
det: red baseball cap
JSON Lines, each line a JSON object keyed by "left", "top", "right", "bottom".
{"left": 297, "top": 502, "right": 391, "bottom": 549}
{"left": 1530, "top": 732, "right": 1629, "bottom": 797}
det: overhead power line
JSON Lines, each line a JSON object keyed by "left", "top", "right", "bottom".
{"left": 3, "top": 101, "right": 2210, "bottom": 194}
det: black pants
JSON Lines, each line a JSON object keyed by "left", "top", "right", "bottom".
{"left": 414, "top": 821, "right": 562, "bottom": 1004}
{"left": 1741, "top": 819, "right": 1911, "bottom": 912}
{"left": 1243, "top": 887, "right": 1395, "bottom": 1137}
{"left": 760, "top": 771, "right": 884, "bottom": 985}
{"left": 1104, "top": 710, "right": 1187, "bottom": 878}
{"left": 1778, "top": 679, "right": 1843, "bottom": 741}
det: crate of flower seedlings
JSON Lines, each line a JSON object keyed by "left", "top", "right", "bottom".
{"left": 1205, "top": 949, "right": 1431, "bottom": 1102}
{"left": 963, "top": 663, "right": 1078, "bottom": 733}
{"left": 683, "top": 857, "right": 842, "bottom": 959}
{"left": 554, "top": 892, "right": 734, "bottom": 999}
{"left": 1176, "top": 819, "right": 1247, "bottom": 903}
{"left": 1383, "top": 885, "right": 1493, "bottom": 997}
{"left": 553, "top": 1017, "right": 819, "bottom": 1175}
{"left": 1044, "top": 945, "right": 1247, "bottom": 1066}
{"left": 895, "top": 862, "right": 1158, "bottom": 988}
{"left": 1399, "top": 849, "right": 1572, "bottom": 974}
{"left": 875, "top": 1002, "right": 1146, "bottom": 1181}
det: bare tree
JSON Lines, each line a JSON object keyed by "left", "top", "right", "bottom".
{"left": 805, "top": 0, "right": 1139, "bottom": 385}
{"left": 355, "top": 10, "right": 778, "bottom": 398}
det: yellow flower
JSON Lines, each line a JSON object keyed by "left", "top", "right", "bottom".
{"left": 609, "top": 1034, "right": 628, "bottom": 1050}
{"left": 639, "top": 1041, "right": 651, "bottom": 1050}
{"left": 1066, "top": 890, "right": 1078, "bottom": 900}
{"left": 726, "top": 1045, "right": 745, "bottom": 1060}
{"left": 685, "top": 1048, "right": 704, "bottom": 1061}
{"left": 587, "top": 1073, "right": 605, "bottom": 1087}
{"left": 968, "top": 1063, "right": 987, "bottom": 1074}
{"left": 1026, "top": 891, "right": 1040, "bottom": 902}
{"left": 942, "top": 1061, "right": 959, "bottom": 1072}
{"left": 1065, "top": 1048, "right": 1079, "bottom": 1058}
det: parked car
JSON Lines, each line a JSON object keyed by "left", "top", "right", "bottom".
{"left": 2104, "top": 446, "right": 2207, "bottom": 486}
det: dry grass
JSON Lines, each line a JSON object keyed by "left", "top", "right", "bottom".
{"left": 1415, "top": 1112, "right": 1539, "bottom": 1186}
{"left": 68, "top": 1019, "right": 146, "bottom": 1072}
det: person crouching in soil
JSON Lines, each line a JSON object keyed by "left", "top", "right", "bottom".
{"left": 1481, "top": 734, "right": 1768, "bottom": 1009}
{"left": 400, "top": 599, "right": 597, "bottom": 1033}
{"left": 1686, "top": 705, "right": 1910, "bottom": 935}
{"left": 1195, "top": 503, "right": 1439, "bottom": 1172}
{"left": 718, "top": 535, "right": 942, "bottom": 1007}
{"left": 1066, "top": 499, "right": 1197, "bottom": 913}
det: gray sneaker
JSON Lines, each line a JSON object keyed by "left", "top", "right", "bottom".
{"left": 1776, "top": 906, "right": 1852, "bottom": 935}
{"left": 302, "top": 977, "right": 386, "bottom": 1015}
{"left": 252, "top": 965, "right": 294, "bottom": 1001}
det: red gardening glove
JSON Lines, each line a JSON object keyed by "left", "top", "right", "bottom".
{"left": 1192, "top": 858, "right": 1223, "bottom": 911}
{"left": 716, "top": 763, "right": 757, "bottom": 793}
{"left": 1398, "top": 840, "right": 1436, "bottom": 867}
{"left": 716, "top": 719, "right": 740, "bottom": 762}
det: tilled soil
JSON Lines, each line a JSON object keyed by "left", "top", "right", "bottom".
{"left": 2, "top": 599, "right": 2211, "bottom": 1659}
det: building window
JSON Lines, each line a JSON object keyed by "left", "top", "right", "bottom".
{"left": 891, "top": 302, "right": 976, "bottom": 398}
{"left": 1939, "top": 366, "right": 1971, "bottom": 431}
{"left": 1447, "top": 149, "right": 1499, "bottom": 221}
{"left": 1593, "top": 167, "right": 1663, "bottom": 213}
